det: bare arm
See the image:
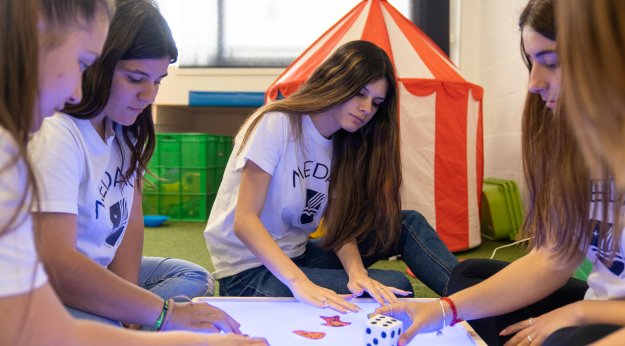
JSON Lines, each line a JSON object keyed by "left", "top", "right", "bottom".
{"left": 34, "top": 196, "right": 243, "bottom": 333}
{"left": 375, "top": 248, "right": 583, "bottom": 345}
{"left": 451, "top": 247, "right": 581, "bottom": 320}
{"left": 233, "top": 160, "right": 358, "bottom": 312}
{"left": 0, "top": 283, "right": 268, "bottom": 346}
{"left": 33, "top": 210, "right": 163, "bottom": 326}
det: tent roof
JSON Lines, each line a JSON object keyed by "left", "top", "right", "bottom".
{"left": 267, "top": 0, "right": 469, "bottom": 101}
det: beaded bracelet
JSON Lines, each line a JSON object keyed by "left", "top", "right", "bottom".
{"left": 152, "top": 299, "right": 170, "bottom": 331}
{"left": 440, "top": 297, "right": 463, "bottom": 326}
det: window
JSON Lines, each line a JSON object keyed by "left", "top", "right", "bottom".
{"left": 156, "top": 0, "right": 412, "bottom": 67}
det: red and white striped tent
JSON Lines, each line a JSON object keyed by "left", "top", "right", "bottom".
{"left": 266, "top": 0, "right": 483, "bottom": 251}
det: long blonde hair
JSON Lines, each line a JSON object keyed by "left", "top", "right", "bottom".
{"left": 239, "top": 41, "right": 402, "bottom": 255}
{"left": 556, "top": 0, "right": 625, "bottom": 260}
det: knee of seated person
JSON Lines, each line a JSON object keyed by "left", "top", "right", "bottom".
{"left": 401, "top": 210, "right": 427, "bottom": 224}
{"left": 386, "top": 270, "right": 414, "bottom": 295}
{"left": 173, "top": 261, "right": 214, "bottom": 296}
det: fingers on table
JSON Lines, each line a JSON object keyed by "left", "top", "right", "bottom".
{"left": 318, "top": 294, "right": 360, "bottom": 313}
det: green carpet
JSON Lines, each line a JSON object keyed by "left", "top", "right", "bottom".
{"left": 143, "top": 222, "right": 528, "bottom": 298}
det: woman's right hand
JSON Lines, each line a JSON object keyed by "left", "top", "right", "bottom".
{"left": 374, "top": 300, "right": 445, "bottom": 345}
{"left": 289, "top": 277, "right": 360, "bottom": 313}
{"left": 166, "top": 302, "right": 242, "bottom": 333}
{"left": 203, "top": 333, "right": 268, "bottom": 346}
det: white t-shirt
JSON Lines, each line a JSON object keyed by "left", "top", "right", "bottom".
{"left": 29, "top": 113, "right": 135, "bottom": 267}
{"left": 204, "top": 112, "right": 333, "bottom": 279}
{"left": 585, "top": 186, "right": 625, "bottom": 300}
{"left": 0, "top": 127, "right": 47, "bottom": 296}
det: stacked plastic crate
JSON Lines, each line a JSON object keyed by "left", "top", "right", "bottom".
{"left": 480, "top": 178, "right": 524, "bottom": 240}
{"left": 143, "top": 133, "right": 233, "bottom": 221}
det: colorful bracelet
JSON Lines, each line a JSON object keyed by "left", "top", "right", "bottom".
{"left": 152, "top": 299, "right": 170, "bottom": 331}
{"left": 440, "top": 297, "right": 463, "bottom": 326}
{"left": 159, "top": 299, "right": 175, "bottom": 331}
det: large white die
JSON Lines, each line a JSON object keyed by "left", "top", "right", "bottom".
{"left": 364, "top": 314, "right": 403, "bottom": 346}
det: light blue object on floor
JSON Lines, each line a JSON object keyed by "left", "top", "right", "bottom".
{"left": 144, "top": 215, "right": 169, "bottom": 227}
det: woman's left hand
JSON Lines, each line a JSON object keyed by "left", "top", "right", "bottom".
{"left": 501, "top": 303, "right": 582, "bottom": 346}
{"left": 347, "top": 273, "right": 411, "bottom": 305}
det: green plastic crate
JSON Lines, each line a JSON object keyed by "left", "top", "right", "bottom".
{"left": 574, "top": 258, "right": 593, "bottom": 281}
{"left": 143, "top": 133, "right": 233, "bottom": 221}
{"left": 480, "top": 178, "right": 525, "bottom": 240}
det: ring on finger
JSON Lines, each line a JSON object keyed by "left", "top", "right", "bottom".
{"left": 529, "top": 317, "right": 534, "bottom": 326}
{"left": 527, "top": 335, "right": 532, "bottom": 344}
{"left": 321, "top": 297, "right": 328, "bottom": 306}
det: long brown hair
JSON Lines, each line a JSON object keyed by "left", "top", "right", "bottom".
{"left": 239, "top": 40, "right": 401, "bottom": 255}
{"left": 0, "top": 0, "right": 114, "bottom": 237}
{"left": 518, "top": 0, "right": 594, "bottom": 262}
{"left": 63, "top": 0, "right": 177, "bottom": 184}
{"left": 557, "top": 0, "right": 625, "bottom": 260}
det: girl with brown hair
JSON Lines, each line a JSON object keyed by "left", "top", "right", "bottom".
{"left": 28, "top": 0, "right": 264, "bottom": 338}
{"left": 1, "top": 0, "right": 266, "bottom": 344}
{"left": 204, "top": 40, "right": 457, "bottom": 312}
{"left": 374, "top": 0, "right": 624, "bottom": 345}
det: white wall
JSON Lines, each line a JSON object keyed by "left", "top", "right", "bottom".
{"left": 155, "top": 0, "right": 532, "bottom": 200}
{"left": 456, "top": 0, "right": 530, "bottom": 201}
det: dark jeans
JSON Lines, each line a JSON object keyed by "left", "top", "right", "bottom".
{"left": 448, "top": 259, "right": 618, "bottom": 346}
{"left": 219, "top": 210, "right": 458, "bottom": 298}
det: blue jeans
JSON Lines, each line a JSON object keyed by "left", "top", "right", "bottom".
{"left": 67, "top": 256, "right": 213, "bottom": 326}
{"left": 219, "top": 210, "right": 457, "bottom": 298}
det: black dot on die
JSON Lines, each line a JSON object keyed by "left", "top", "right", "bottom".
{"left": 391, "top": 319, "right": 397, "bottom": 322}
{"left": 372, "top": 321, "right": 378, "bottom": 325}
{"left": 373, "top": 338, "right": 379, "bottom": 345}
{"left": 383, "top": 323, "right": 389, "bottom": 327}
{"left": 391, "top": 331, "right": 395, "bottom": 338}
{"left": 381, "top": 331, "right": 387, "bottom": 338}
{"left": 366, "top": 328, "right": 372, "bottom": 334}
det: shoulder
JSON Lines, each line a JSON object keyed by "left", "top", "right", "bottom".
{"left": 29, "top": 113, "right": 88, "bottom": 163}
{"left": 259, "top": 111, "right": 292, "bottom": 128}
{"left": 33, "top": 113, "right": 89, "bottom": 142}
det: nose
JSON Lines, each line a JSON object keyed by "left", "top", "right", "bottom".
{"left": 67, "top": 82, "right": 83, "bottom": 105}
{"left": 138, "top": 83, "right": 159, "bottom": 105}
{"left": 527, "top": 64, "right": 547, "bottom": 95}
{"left": 359, "top": 98, "right": 372, "bottom": 115}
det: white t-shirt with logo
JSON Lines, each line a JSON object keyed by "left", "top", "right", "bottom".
{"left": 0, "top": 127, "right": 47, "bottom": 296}
{"left": 205, "top": 112, "right": 333, "bottom": 279}
{"left": 585, "top": 186, "right": 625, "bottom": 300}
{"left": 29, "top": 113, "right": 135, "bottom": 267}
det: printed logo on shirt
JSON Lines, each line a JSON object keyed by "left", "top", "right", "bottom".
{"left": 300, "top": 189, "right": 326, "bottom": 224}
{"left": 292, "top": 161, "right": 330, "bottom": 188}
{"left": 589, "top": 220, "right": 625, "bottom": 278}
{"left": 105, "top": 198, "right": 129, "bottom": 247}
